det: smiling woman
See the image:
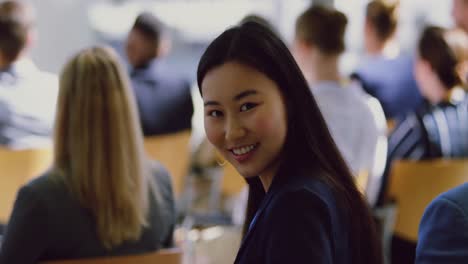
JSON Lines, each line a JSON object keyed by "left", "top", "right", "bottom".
{"left": 202, "top": 62, "right": 287, "bottom": 191}
{"left": 197, "top": 21, "right": 382, "bottom": 264}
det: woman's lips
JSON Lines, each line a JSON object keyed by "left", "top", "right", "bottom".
{"left": 230, "top": 143, "right": 259, "bottom": 163}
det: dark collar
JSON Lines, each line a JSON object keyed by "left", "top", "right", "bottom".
{"left": 130, "top": 58, "right": 160, "bottom": 78}
{"left": 235, "top": 168, "right": 310, "bottom": 261}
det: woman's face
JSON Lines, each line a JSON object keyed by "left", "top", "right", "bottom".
{"left": 201, "top": 62, "right": 288, "bottom": 180}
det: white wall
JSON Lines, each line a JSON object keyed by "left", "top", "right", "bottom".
{"left": 28, "top": 0, "right": 98, "bottom": 73}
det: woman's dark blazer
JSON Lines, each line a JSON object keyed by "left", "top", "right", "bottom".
{"left": 234, "top": 172, "right": 351, "bottom": 264}
{"left": 0, "top": 161, "right": 176, "bottom": 264}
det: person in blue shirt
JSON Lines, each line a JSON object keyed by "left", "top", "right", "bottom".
{"left": 352, "top": 0, "right": 423, "bottom": 119}
{"left": 379, "top": 25, "right": 468, "bottom": 264}
{"left": 125, "top": 12, "right": 193, "bottom": 136}
{"left": 0, "top": 0, "right": 58, "bottom": 149}
{"left": 197, "top": 21, "right": 382, "bottom": 263}
{"left": 416, "top": 183, "right": 468, "bottom": 263}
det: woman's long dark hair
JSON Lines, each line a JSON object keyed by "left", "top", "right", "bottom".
{"left": 197, "top": 22, "right": 382, "bottom": 264}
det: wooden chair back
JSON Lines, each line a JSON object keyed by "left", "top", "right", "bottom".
{"left": 221, "top": 163, "right": 246, "bottom": 197}
{"left": 0, "top": 147, "right": 53, "bottom": 222}
{"left": 40, "top": 248, "right": 183, "bottom": 264}
{"left": 386, "top": 119, "right": 396, "bottom": 135}
{"left": 388, "top": 159, "right": 468, "bottom": 241}
{"left": 144, "top": 130, "right": 191, "bottom": 195}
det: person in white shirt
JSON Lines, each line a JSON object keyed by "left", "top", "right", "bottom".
{"left": 293, "top": 5, "right": 386, "bottom": 206}
{"left": 0, "top": 0, "right": 58, "bottom": 149}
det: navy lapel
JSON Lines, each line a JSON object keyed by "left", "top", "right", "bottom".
{"left": 234, "top": 177, "right": 285, "bottom": 262}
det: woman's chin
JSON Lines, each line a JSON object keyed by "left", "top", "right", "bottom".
{"left": 236, "top": 168, "right": 259, "bottom": 179}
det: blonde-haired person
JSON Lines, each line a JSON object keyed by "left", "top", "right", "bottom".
{"left": 0, "top": 46, "right": 176, "bottom": 263}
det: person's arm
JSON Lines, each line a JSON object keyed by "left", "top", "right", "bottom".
{"left": 416, "top": 197, "right": 468, "bottom": 264}
{"left": 265, "top": 190, "right": 334, "bottom": 264}
{"left": 364, "top": 98, "right": 387, "bottom": 207}
{"left": 0, "top": 185, "right": 49, "bottom": 264}
{"left": 151, "top": 162, "right": 176, "bottom": 248}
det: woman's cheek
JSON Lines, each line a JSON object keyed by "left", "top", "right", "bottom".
{"left": 205, "top": 121, "right": 224, "bottom": 149}
{"left": 252, "top": 113, "right": 277, "bottom": 137}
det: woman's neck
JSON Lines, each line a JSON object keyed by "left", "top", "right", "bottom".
{"left": 366, "top": 40, "right": 385, "bottom": 56}
{"left": 367, "top": 38, "right": 399, "bottom": 59}
{"left": 259, "top": 162, "right": 281, "bottom": 192}
{"left": 259, "top": 174, "right": 273, "bottom": 192}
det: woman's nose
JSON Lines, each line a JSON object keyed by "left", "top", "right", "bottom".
{"left": 225, "top": 117, "right": 246, "bottom": 141}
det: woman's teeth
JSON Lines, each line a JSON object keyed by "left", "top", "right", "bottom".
{"left": 232, "top": 144, "right": 256, "bottom": 155}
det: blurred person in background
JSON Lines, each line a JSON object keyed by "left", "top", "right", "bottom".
{"left": 0, "top": 46, "right": 176, "bottom": 263}
{"left": 0, "top": 0, "right": 58, "bottom": 149}
{"left": 294, "top": 5, "right": 386, "bottom": 206}
{"left": 126, "top": 12, "right": 193, "bottom": 136}
{"left": 352, "top": 0, "right": 423, "bottom": 120}
{"left": 379, "top": 27, "right": 468, "bottom": 262}
{"left": 416, "top": 183, "right": 468, "bottom": 263}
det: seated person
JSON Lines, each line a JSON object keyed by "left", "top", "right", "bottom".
{"left": 416, "top": 183, "right": 468, "bottom": 263}
{"left": 0, "top": 46, "right": 176, "bottom": 263}
{"left": 378, "top": 26, "right": 468, "bottom": 205}
{"left": 294, "top": 5, "right": 385, "bottom": 204}
{"left": 0, "top": 1, "right": 58, "bottom": 149}
{"left": 126, "top": 12, "right": 193, "bottom": 136}
{"left": 352, "top": 0, "right": 423, "bottom": 119}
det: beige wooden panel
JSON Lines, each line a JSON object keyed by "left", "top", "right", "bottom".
{"left": 0, "top": 147, "right": 53, "bottom": 222}
{"left": 388, "top": 159, "right": 468, "bottom": 241}
{"left": 221, "top": 163, "right": 246, "bottom": 197}
{"left": 144, "top": 130, "right": 191, "bottom": 195}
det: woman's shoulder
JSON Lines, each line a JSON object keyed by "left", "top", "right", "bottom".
{"left": 268, "top": 175, "right": 339, "bottom": 220}
{"left": 265, "top": 175, "right": 349, "bottom": 244}
{"left": 23, "top": 170, "right": 65, "bottom": 196}
{"left": 146, "top": 160, "right": 175, "bottom": 204}
{"left": 147, "top": 160, "right": 172, "bottom": 185}
{"left": 278, "top": 175, "right": 335, "bottom": 204}
{"left": 12, "top": 170, "right": 70, "bottom": 216}
{"left": 261, "top": 176, "right": 340, "bottom": 242}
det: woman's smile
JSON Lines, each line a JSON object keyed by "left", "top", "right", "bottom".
{"left": 229, "top": 143, "right": 260, "bottom": 163}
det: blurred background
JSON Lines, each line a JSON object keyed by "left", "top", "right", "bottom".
{"left": 0, "top": 1, "right": 465, "bottom": 264}
{"left": 29, "top": 0, "right": 452, "bottom": 78}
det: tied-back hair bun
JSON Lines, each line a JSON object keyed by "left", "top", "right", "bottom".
{"left": 366, "top": 0, "right": 400, "bottom": 42}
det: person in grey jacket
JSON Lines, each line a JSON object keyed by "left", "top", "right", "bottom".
{"left": 0, "top": 46, "right": 176, "bottom": 263}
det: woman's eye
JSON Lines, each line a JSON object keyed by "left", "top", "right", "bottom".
{"left": 207, "top": 110, "right": 223, "bottom": 117}
{"left": 240, "top": 103, "right": 257, "bottom": 112}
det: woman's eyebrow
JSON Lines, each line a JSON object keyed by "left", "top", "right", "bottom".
{"left": 204, "top": 100, "right": 220, "bottom": 106}
{"left": 204, "top": 90, "right": 258, "bottom": 106}
{"left": 233, "top": 90, "right": 258, "bottom": 101}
